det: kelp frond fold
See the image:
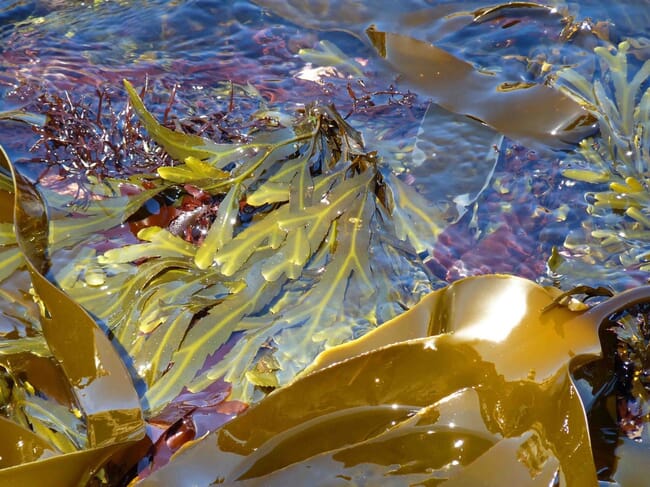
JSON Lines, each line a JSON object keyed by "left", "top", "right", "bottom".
{"left": 58, "top": 81, "right": 437, "bottom": 413}
{"left": 137, "top": 274, "right": 650, "bottom": 486}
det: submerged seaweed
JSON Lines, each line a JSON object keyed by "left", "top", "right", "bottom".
{"left": 551, "top": 41, "right": 650, "bottom": 288}
{"left": 5, "top": 1, "right": 650, "bottom": 484}
{"left": 50, "top": 81, "right": 441, "bottom": 414}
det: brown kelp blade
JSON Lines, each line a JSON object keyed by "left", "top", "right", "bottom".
{"left": 365, "top": 27, "right": 596, "bottom": 149}
{"left": 137, "top": 274, "right": 644, "bottom": 486}
{"left": 0, "top": 440, "right": 128, "bottom": 486}
{"left": 0, "top": 416, "right": 59, "bottom": 468}
{"left": 0, "top": 146, "right": 145, "bottom": 482}
{"left": 252, "top": 0, "right": 596, "bottom": 148}
{"left": 250, "top": 0, "right": 494, "bottom": 39}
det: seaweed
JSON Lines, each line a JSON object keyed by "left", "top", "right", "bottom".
{"left": 1, "top": 74, "right": 649, "bottom": 483}
{"left": 0, "top": 145, "right": 145, "bottom": 485}
{"left": 255, "top": 0, "right": 598, "bottom": 148}
{"left": 53, "top": 80, "right": 439, "bottom": 414}
{"left": 137, "top": 274, "right": 650, "bottom": 486}
{"left": 27, "top": 87, "right": 173, "bottom": 202}
{"left": 4, "top": 2, "right": 650, "bottom": 483}
{"left": 553, "top": 41, "right": 650, "bottom": 286}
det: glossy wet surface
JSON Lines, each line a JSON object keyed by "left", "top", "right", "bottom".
{"left": 2, "top": 1, "right": 650, "bottom": 484}
{"left": 2, "top": 0, "right": 649, "bottom": 290}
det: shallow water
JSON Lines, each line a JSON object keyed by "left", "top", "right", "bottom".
{"left": 1, "top": 3, "right": 649, "bottom": 282}
{"left": 2, "top": 1, "right": 650, "bottom": 483}
{"left": 0, "top": 2, "right": 615, "bottom": 288}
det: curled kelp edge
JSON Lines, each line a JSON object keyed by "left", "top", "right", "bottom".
{"left": 0, "top": 146, "right": 146, "bottom": 484}
{"left": 136, "top": 275, "right": 650, "bottom": 486}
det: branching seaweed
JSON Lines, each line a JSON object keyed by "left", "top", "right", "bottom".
{"left": 28, "top": 88, "right": 172, "bottom": 201}
{"left": 553, "top": 42, "right": 650, "bottom": 284}
{"left": 57, "top": 81, "right": 437, "bottom": 412}
{"left": 559, "top": 41, "right": 650, "bottom": 177}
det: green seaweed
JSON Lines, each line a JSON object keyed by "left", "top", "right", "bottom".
{"left": 553, "top": 42, "right": 650, "bottom": 285}
{"left": 55, "top": 82, "right": 439, "bottom": 413}
{"left": 559, "top": 41, "right": 650, "bottom": 176}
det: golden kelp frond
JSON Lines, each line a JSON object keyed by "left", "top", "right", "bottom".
{"left": 0, "top": 146, "right": 146, "bottom": 485}
{"left": 365, "top": 25, "right": 594, "bottom": 149}
{"left": 138, "top": 275, "right": 650, "bottom": 486}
